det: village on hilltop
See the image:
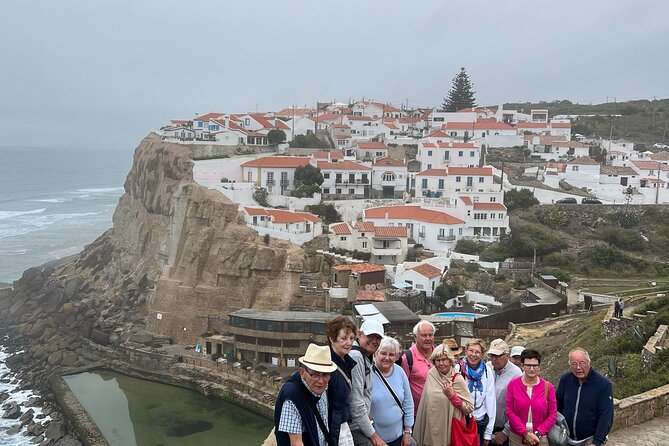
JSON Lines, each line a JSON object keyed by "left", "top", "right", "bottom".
{"left": 156, "top": 94, "right": 669, "bottom": 370}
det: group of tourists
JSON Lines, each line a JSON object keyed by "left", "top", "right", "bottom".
{"left": 275, "top": 318, "right": 614, "bottom": 446}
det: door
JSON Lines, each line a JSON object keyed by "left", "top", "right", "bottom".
{"left": 382, "top": 186, "right": 394, "bottom": 198}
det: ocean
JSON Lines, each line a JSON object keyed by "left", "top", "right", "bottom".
{"left": 0, "top": 145, "right": 132, "bottom": 444}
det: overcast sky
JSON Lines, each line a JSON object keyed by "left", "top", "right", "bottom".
{"left": 1, "top": 0, "right": 667, "bottom": 151}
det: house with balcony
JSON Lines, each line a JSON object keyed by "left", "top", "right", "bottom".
{"left": 363, "top": 205, "right": 468, "bottom": 252}
{"left": 318, "top": 160, "right": 372, "bottom": 199}
{"left": 243, "top": 207, "right": 322, "bottom": 245}
{"left": 371, "top": 157, "right": 407, "bottom": 198}
{"left": 240, "top": 156, "right": 311, "bottom": 195}
{"left": 228, "top": 309, "right": 337, "bottom": 367}
{"left": 355, "top": 141, "right": 389, "bottom": 161}
{"left": 459, "top": 199, "right": 510, "bottom": 241}
{"left": 414, "top": 166, "right": 501, "bottom": 203}
{"left": 329, "top": 221, "right": 408, "bottom": 265}
{"left": 417, "top": 141, "right": 480, "bottom": 170}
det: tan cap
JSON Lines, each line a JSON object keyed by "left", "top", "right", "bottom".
{"left": 488, "top": 339, "right": 510, "bottom": 356}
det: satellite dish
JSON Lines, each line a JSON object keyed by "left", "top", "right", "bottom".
{"left": 370, "top": 284, "right": 377, "bottom": 291}
{"left": 321, "top": 282, "right": 329, "bottom": 289}
{"left": 365, "top": 284, "right": 372, "bottom": 290}
{"left": 376, "top": 283, "right": 385, "bottom": 290}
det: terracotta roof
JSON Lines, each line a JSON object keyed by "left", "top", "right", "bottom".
{"left": 460, "top": 196, "right": 473, "bottom": 205}
{"left": 399, "top": 117, "right": 421, "bottom": 123}
{"left": 632, "top": 160, "right": 669, "bottom": 171}
{"left": 472, "top": 203, "right": 507, "bottom": 211}
{"left": 417, "top": 169, "right": 447, "bottom": 177}
{"left": 356, "top": 221, "right": 376, "bottom": 232}
{"left": 410, "top": 263, "right": 442, "bottom": 279}
{"left": 553, "top": 141, "right": 589, "bottom": 148}
{"left": 275, "top": 108, "right": 317, "bottom": 117}
{"left": 568, "top": 156, "right": 599, "bottom": 165}
{"left": 426, "top": 130, "right": 451, "bottom": 138}
{"left": 346, "top": 116, "right": 373, "bottom": 121}
{"left": 317, "top": 160, "right": 372, "bottom": 171}
{"left": 373, "top": 156, "right": 405, "bottom": 167}
{"left": 330, "top": 222, "right": 352, "bottom": 235}
{"left": 374, "top": 226, "right": 408, "bottom": 238}
{"left": 194, "top": 112, "right": 225, "bottom": 121}
{"left": 316, "top": 113, "right": 341, "bottom": 122}
{"left": 420, "top": 141, "right": 476, "bottom": 149}
{"left": 544, "top": 162, "right": 567, "bottom": 173}
{"left": 651, "top": 151, "right": 669, "bottom": 161}
{"left": 244, "top": 207, "right": 267, "bottom": 216}
{"left": 335, "top": 134, "right": 352, "bottom": 139}
{"left": 357, "top": 142, "right": 387, "bottom": 149}
{"left": 356, "top": 290, "right": 386, "bottom": 302}
{"left": 334, "top": 263, "right": 387, "bottom": 273}
{"left": 385, "top": 123, "right": 399, "bottom": 129}
{"left": 447, "top": 167, "right": 493, "bottom": 176}
{"left": 550, "top": 122, "right": 571, "bottom": 128}
{"left": 331, "top": 123, "right": 350, "bottom": 129}
{"left": 517, "top": 122, "right": 549, "bottom": 129}
{"left": 536, "top": 135, "right": 567, "bottom": 145}
{"left": 240, "top": 156, "right": 311, "bottom": 168}
{"left": 600, "top": 165, "right": 638, "bottom": 176}
{"left": 364, "top": 206, "right": 465, "bottom": 225}
{"left": 644, "top": 178, "right": 666, "bottom": 183}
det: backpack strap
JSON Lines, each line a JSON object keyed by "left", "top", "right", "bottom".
{"left": 405, "top": 349, "right": 413, "bottom": 373}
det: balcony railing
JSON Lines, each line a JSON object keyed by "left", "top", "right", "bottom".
{"left": 335, "top": 178, "right": 370, "bottom": 185}
{"left": 266, "top": 179, "right": 276, "bottom": 186}
{"left": 280, "top": 180, "right": 290, "bottom": 187}
{"left": 437, "top": 234, "right": 456, "bottom": 241}
{"left": 418, "top": 230, "right": 426, "bottom": 238}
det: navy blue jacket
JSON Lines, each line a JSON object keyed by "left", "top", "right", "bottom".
{"left": 556, "top": 368, "right": 614, "bottom": 446}
{"left": 327, "top": 347, "right": 356, "bottom": 445}
{"left": 275, "top": 372, "right": 324, "bottom": 446}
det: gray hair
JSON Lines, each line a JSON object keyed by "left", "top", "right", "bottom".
{"left": 430, "top": 343, "right": 455, "bottom": 364}
{"left": 412, "top": 320, "right": 436, "bottom": 337}
{"left": 377, "top": 336, "right": 401, "bottom": 356}
{"left": 568, "top": 348, "right": 591, "bottom": 363}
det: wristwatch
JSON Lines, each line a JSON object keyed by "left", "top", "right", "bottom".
{"left": 534, "top": 430, "right": 542, "bottom": 438}
{"left": 403, "top": 428, "right": 412, "bottom": 435}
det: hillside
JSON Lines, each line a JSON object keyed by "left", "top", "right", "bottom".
{"left": 501, "top": 98, "right": 669, "bottom": 147}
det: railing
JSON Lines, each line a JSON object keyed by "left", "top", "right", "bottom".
{"left": 437, "top": 234, "right": 456, "bottom": 241}
{"left": 266, "top": 179, "right": 275, "bottom": 185}
{"left": 418, "top": 230, "right": 426, "bottom": 238}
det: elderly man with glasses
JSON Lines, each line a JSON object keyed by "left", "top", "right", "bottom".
{"left": 486, "top": 339, "right": 522, "bottom": 446}
{"left": 275, "top": 343, "right": 338, "bottom": 446}
{"left": 556, "top": 348, "right": 614, "bottom": 446}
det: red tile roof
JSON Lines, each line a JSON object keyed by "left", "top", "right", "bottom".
{"left": 550, "top": 122, "right": 571, "bottom": 128}
{"left": 426, "top": 130, "right": 451, "bottom": 138}
{"left": 364, "top": 206, "right": 465, "bottom": 225}
{"left": 334, "top": 263, "right": 387, "bottom": 273}
{"left": 417, "top": 169, "right": 447, "bottom": 177}
{"left": 374, "top": 226, "right": 408, "bottom": 238}
{"left": 331, "top": 222, "right": 352, "bottom": 235}
{"left": 517, "top": 122, "right": 549, "bottom": 128}
{"left": 650, "top": 151, "right": 669, "bottom": 161}
{"left": 195, "top": 112, "right": 225, "bottom": 121}
{"left": 447, "top": 167, "right": 493, "bottom": 176}
{"left": 632, "top": 160, "right": 669, "bottom": 170}
{"left": 240, "top": 156, "right": 311, "bottom": 168}
{"left": 355, "top": 290, "right": 386, "bottom": 302}
{"left": 347, "top": 116, "right": 373, "bottom": 121}
{"left": 472, "top": 203, "right": 507, "bottom": 211}
{"left": 355, "top": 221, "right": 376, "bottom": 232}
{"left": 460, "top": 196, "right": 473, "bottom": 205}
{"left": 275, "top": 108, "right": 317, "bottom": 117}
{"left": 312, "top": 150, "right": 343, "bottom": 161}
{"left": 331, "top": 123, "right": 350, "bottom": 129}
{"left": 317, "top": 160, "right": 372, "bottom": 171}
{"left": 410, "top": 263, "right": 442, "bottom": 279}
{"left": 421, "top": 141, "right": 476, "bottom": 149}
{"left": 569, "top": 156, "right": 599, "bottom": 165}
{"left": 373, "top": 157, "right": 406, "bottom": 167}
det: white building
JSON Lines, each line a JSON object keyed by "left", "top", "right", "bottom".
{"left": 243, "top": 207, "right": 322, "bottom": 245}
{"left": 417, "top": 141, "right": 480, "bottom": 169}
{"left": 318, "top": 160, "right": 372, "bottom": 199}
{"left": 414, "top": 166, "right": 501, "bottom": 203}
{"left": 393, "top": 262, "right": 444, "bottom": 297}
{"left": 351, "top": 101, "right": 404, "bottom": 118}
{"left": 240, "top": 156, "right": 311, "bottom": 195}
{"left": 564, "top": 157, "right": 601, "bottom": 191}
{"left": 363, "top": 205, "right": 468, "bottom": 252}
{"left": 459, "top": 198, "right": 510, "bottom": 241}
{"left": 355, "top": 141, "right": 389, "bottom": 161}
{"left": 371, "top": 157, "right": 408, "bottom": 198}
{"left": 329, "top": 221, "right": 408, "bottom": 265}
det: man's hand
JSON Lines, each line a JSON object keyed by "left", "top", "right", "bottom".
{"left": 401, "top": 432, "right": 413, "bottom": 446}
{"left": 491, "top": 431, "right": 508, "bottom": 445}
{"left": 369, "top": 432, "right": 388, "bottom": 446}
{"left": 482, "top": 440, "right": 491, "bottom": 446}
{"left": 288, "top": 433, "right": 304, "bottom": 446}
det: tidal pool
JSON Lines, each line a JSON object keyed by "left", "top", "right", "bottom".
{"left": 63, "top": 370, "right": 273, "bottom": 446}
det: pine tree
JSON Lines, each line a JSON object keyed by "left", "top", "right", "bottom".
{"left": 442, "top": 67, "right": 477, "bottom": 112}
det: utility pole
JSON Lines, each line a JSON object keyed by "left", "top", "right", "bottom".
{"left": 500, "top": 160, "right": 505, "bottom": 192}
{"left": 656, "top": 161, "right": 661, "bottom": 204}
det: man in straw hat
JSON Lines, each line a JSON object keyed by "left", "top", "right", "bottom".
{"left": 275, "top": 343, "right": 337, "bottom": 446}
{"left": 486, "top": 339, "right": 522, "bottom": 446}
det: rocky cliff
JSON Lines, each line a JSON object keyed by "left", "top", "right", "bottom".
{"left": 0, "top": 133, "right": 306, "bottom": 398}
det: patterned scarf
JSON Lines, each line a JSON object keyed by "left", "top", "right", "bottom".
{"left": 461, "top": 359, "right": 485, "bottom": 394}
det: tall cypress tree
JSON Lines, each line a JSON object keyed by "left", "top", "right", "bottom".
{"left": 442, "top": 67, "right": 477, "bottom": 112}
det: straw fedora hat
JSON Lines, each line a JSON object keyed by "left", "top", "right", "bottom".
{"left": 299, "top": 343, "right": 337, "bottom": 373}
{"left": 442, "top": 338, "right": 463, "bottom": 356}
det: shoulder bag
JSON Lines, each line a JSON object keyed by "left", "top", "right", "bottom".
{"left": 544, "top": 381, "right": 569, "bottom": 446}
{"left": 450, "top": 372, "right": 480, "bottom": 446}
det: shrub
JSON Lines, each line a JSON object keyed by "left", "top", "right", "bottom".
{"left": 539, "top": 208, "right": 568, "bottom": 229}
{"left": 305, "top": 203, "right": 342, "bottom": 225}
{"left": 435, "top": 284, "right": 460, "bottom": 303}
{"left": 596, "top": 227, "right": 646, "bottom": 251}
{"left": 504, "top": 188, "right": 539, "bottom": 211}
{"left": 455, "top": 240, "right": 485, "bottom": 255}
{"left": 253, "top": 188, "right": 269, "bottom": 207}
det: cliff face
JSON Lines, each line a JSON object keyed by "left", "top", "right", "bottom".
{"left": 0, "top": 134, "right": 305, "bottom": 374}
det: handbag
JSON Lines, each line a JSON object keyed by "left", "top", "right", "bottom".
{"left": 543, "top": 382, "right": 569, "bottom": 446}
{"left": 450, "top": 372, "right": 480, "bottom": 446}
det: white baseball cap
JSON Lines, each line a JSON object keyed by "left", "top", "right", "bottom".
{"left": 360, "top": 319, "right": 385, "bottom": 337}
{"left": 510, "top": 346, "right": 526, "bottom": 357}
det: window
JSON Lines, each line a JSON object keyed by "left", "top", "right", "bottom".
{"left": 323, "top": 188, "right": 330, "bottom": 194}
{"left": 383, "top": 173, "right": 395, "bottom": 181}
{"left": 499, "top": 213, "right": 504, "bottom": 219}
{"left": 433, "top": 117, "right": 444, "bottom": 122}
{"left": 572, "top": 166, "right": 579, "bottom": 172}
{"left": 490, "top": 196, "right": 496, "bottom": 202}
{"left": 444, "top": 151, "right": 450, "bottom": 160}
{"left": 197, "top": 121, "right": 203, "bottom": 127}
{"left": 267, "top": 172, "right": 274, "bottom": 181}
{"left": 376, "top": 152, "right": 384, "bottom": 156}
{"left": 428, "top": 150, "right": 433, "bottom": 156}
{"left": 438, "top": 179, "right": 444, "bottom": 189}
{"left": 458, "top": 151, "right": 464, "bottom": 156}
{"left": 336, "top": 188, "right": 342, "bottom": 194}
{"left": 466, "top": 177, "right": 473, "bottom": 187}
{"left": 340, "top": 236, "right": 347, "bottom": 241}
{"left": 362, "top": 241, "right": 367, "bottom": 248}
{"left": 479, "top": 177, "right": 485, "bottom": 183}
{"left": 323, "top": 173, "right": 330, "bottom": 179}
{"left": 245, "top": 118, "right": 250, "bottom": 126}
{"left": 439, "top": 228, "right": 445, "bottom": 237}
{"left": 459, "top": 228, "right": 463, "bottom": 235}
{"left": 470, "top": 151, "right": 475, "bottom": 157}
{"left": 456, "top": 176, "right": 461, "bottom": 183}
{"left": 421, "top": 179, "right": 428, "bottom": 188}
{"left": 427, "top": 164, "right": 432, "bottom": 169}
{"left": 349, "top": 188, "right": 355, "bottom": 194}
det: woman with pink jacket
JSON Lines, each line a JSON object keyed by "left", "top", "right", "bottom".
{"left": 505, "top": 349, "right": 556, "bottom": 446}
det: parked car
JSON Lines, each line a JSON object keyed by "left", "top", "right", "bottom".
{"left": 653, "top": 143, "right": 668, "bottom": 149}
{"left": 555, "top": 197, "right": 577, "bottom": 204}
{"left": 581, "top": 197, "right": 602, "bottom": 204}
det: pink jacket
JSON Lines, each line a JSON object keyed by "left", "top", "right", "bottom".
{"left": 505, "top": 377, "right": 557, "bottom": 437}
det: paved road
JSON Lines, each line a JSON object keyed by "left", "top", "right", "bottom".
{"left": 606, "top": 415, "right": 669, "bottom": 445}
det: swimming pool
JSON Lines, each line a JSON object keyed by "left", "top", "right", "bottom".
{"left": 434, "top": 312, "right": 477, "bottom": 318}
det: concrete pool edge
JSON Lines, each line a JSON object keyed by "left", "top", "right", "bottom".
{"left": 49, "top": 363, "right": 110, "bottom": 446}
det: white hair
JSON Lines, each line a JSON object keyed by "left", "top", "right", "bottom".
{"left": 568, "top": 348, "right": 591, "bottom": 363}
{"left": 412, "top": 320, "right": 436, "bottom": 336}
{"left": 377, "top": 336, "right": 401, "bottom": 355}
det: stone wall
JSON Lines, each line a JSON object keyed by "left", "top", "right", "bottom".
{"left": 601, "top": 305, "right": 644, "bottom": 340}
{"left": 613, "top": 384, "right": 669, "bottom": 430}
{"left": 642, "top": 324, "right": 668, "bottom": 369}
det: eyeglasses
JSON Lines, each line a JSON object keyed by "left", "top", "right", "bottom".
{"left": 434, "top": 358, "right": 451, "bottom": 364}
{"left": 569, "top": 361, "right": 588, "bottom": 369}
{"left": 467, "top": 349, "right": 483, "bottom": 355}
{"left": 377, "top": 350, "right": 397, "bottom": 358}
{"left": 523, "top": 363, "right": 540, "bottom": 369}
{"left": 488, "top": 353, "right": 503, "bottom": 359}
{"left": 304, "top": 368, "right": 331, "bottom": 380}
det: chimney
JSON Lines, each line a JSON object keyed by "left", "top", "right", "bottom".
{"left": 194, "top": 112, "right": 199, "bottom": 119}
{"left": 384, "top": 211, "right": 389, "bottom": 225}
{"left": 225, "top": 114, "right": 230, "bottom": 128}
